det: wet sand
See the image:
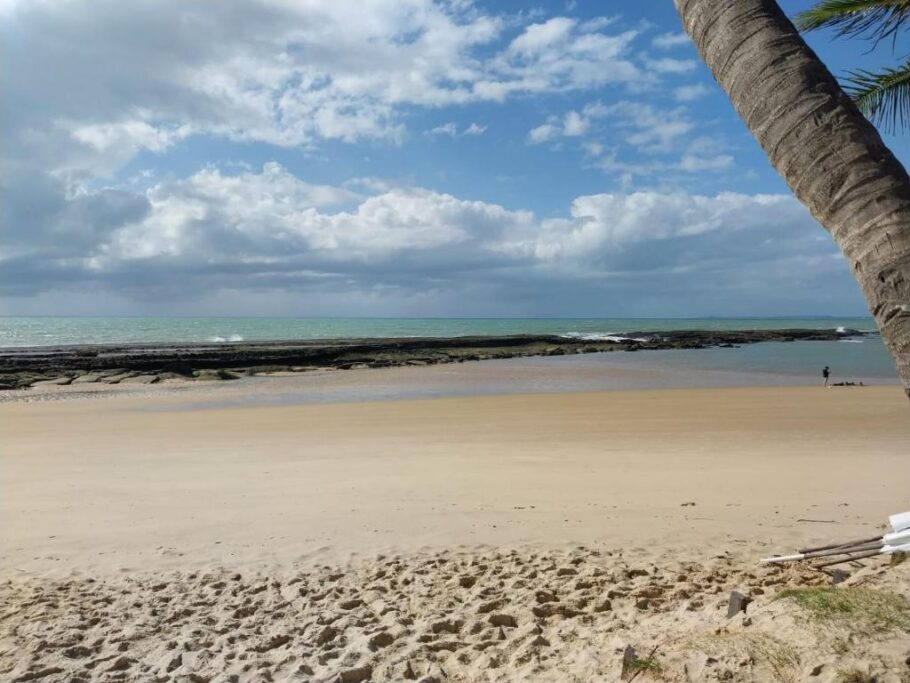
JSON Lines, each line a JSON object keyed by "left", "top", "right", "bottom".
{"left": 0, "top": 327, "right": 867, "bottom": 390}
{"left": 4, "top": 342, "right": 897, "bottom": 409}
{"left": 3, "top": 384, "right": 908, "bottom": 578}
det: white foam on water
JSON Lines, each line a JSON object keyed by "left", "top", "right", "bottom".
{"left": 209, "top": 334, "right": 244, "bottom": 343}
{"left": 562, "top": 332, "right": 650, "bottom": 343}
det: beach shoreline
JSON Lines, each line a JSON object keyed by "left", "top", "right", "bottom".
{"left": 0, "top": 327, "right": 870, "bottom": 390}
{"left": 3, "top": 383, "right": 908, "bottom": 579}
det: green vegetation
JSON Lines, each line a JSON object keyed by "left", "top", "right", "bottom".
{"left": 777, "top": 586, "right": 910, "bottom": 633}
{"left": 623, "top": 654, "right": 663, "bottom": 678}
{"left": 796, "top": 0, "right": 910, "bottom": 132}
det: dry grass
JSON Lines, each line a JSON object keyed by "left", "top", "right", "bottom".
{"left": 623, "top": 654, "right": 663, "bottom": 679}
{"left": 684, "top": 633, "right": 800, "bottom": 683}
{"left": 836, "top": 668, "right": 875, "bottom": 683}
{"left": 777, "top": 586, "right": 910, "bottom": 633}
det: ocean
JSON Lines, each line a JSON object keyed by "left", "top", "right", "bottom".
{"left": 0, "top": 316, "right": 897, "bottom": 382}
{"left": 0, "top": 315, "right": 880, "bottom": 346}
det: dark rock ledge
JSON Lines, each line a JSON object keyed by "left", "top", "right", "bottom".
{"left": 0, "top": 328, "right": 866, "bottom": 390}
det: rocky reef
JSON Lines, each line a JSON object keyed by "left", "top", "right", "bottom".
{"left": 0, "top": 328, "right": 866, "bottom": 390}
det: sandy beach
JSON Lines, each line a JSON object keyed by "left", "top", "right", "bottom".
{"left": 2, "top": 374, "right": 910, "bottom": 681}
{"left": 3, "top": 382, "right": 910, "bottom": 577}
{"left": 11, "top": 0, "right": 910, "bottom": 676}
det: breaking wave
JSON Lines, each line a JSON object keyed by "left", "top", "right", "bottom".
{"left": 209, "top": 334, "right": 244, "bottom": 343}
{"left": 561, "top": 332, "right": 650, "bottom": 343}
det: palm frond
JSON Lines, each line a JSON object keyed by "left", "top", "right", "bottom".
{"left": 795, "top": 0, "right": 910, "bottom": 45}
{"left": 844, "top": 57, "right": 910, "bottom": 132}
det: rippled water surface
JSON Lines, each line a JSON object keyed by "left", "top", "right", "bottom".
{"left": 0, "top": 315, "right": 879, "bottom": 347}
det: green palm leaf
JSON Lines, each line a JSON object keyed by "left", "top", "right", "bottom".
{"left": 845, "top": 58, "right": 910, "bottom": 131}
{"left": 795, "top": 0, "right": 910, "bottom": 44}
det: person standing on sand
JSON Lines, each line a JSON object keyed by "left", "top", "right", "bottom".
{"left": 823, "top": 366, "right": 830, "bottom": 387}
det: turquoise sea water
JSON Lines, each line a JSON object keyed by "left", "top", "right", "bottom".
{"left": 0, "top": 316, "right": 879, "bottom": 347}
{"left": 0, "top": 316, "right": 896, "bottom": 381}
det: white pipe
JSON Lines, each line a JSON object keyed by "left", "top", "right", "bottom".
{"left": 761, "top": 510, "right": 910, "bottom": 564}
{"left": 889, "top": 511, "right": 910, "bottom": 533}
{"left": 883, "top": 529, "right": 910, "bottom": 546}
{"left": 882, "top": 541, "right": 910, "bottom": 554}
{"left": 760, "top": 552, "right": 806, "bottom": 564}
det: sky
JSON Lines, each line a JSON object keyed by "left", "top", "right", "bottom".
{"left": 2, "top": 0, "right": 907, "bottom": 318}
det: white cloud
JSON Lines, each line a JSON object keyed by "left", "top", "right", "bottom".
{"left": 563, "top": 110, "right": 589, "bottom": 136}
{"left": 70, "top": 122, "right": 195, "bottom": 155}
{"left": 428, "top": 121, "right": 486, "bottom": 137}
{"left": 3, "top": 0, "right": 648, "bottom": 180}
{"left": 508, "top": 17, "right": 576, "bottom": 54}
{"left": 528, "top": 102, "right": 608, "bottom": 144}
{"left": 597, "top": 101, "right": 695, "bottom": 153}
{"left": 678, "top": 154, "right": 734, "bottom": 171}
{"left": 528, "top": 123, "right": 560, "bottom": 144}
{"left": 474, "top": 20, "right": 641, "bottom": 102}
{"left": 579, "top": 16, "right": 616, "bottom": 33}
{"left": 0, "top": 2, "right": 858, "bottom": 315}
{"left": 593, "top": 150, "right": 735, "bottom": 185}
{"left": 95, "top": 163, "right": 533, "bottom": 268}
{"left": 429, "top": 122, "right": 459, "bottom": 137}
{"left": 2, "top": 160, "right": 858, "bottom": 315}
{"left": 651, "top": 32, "right": 690, "bottom": 49}
{"left": 628, "top": 120, "right": 694, "bottom": 150}
{"left": 3, "top": 160, "right": 829, "bottom": 291}
{"left": 645, "top": 57, "right": 697, "bottom": 74}
{"left": 531, "top": 100, "right": 695, "bottom": 151}
{"left": 526, "top": 99, "right": 733, "bottom": 184}
{"left": 674, "top": 84, "right": 711, "bottom": 102}
{"left": 497, "top": 191, "right": 813, "bottom": 261}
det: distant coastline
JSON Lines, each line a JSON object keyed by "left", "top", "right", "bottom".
{"left": 0, "top": 327, "right": 870, "bottom": 390}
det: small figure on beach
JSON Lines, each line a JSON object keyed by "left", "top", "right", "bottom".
{"left": 823, "top": 365, "right": 830, "bottom": 386}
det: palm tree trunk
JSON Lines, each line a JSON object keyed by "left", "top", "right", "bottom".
{"left": 675, "top": 0, "right": 910, "bottom": 399}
